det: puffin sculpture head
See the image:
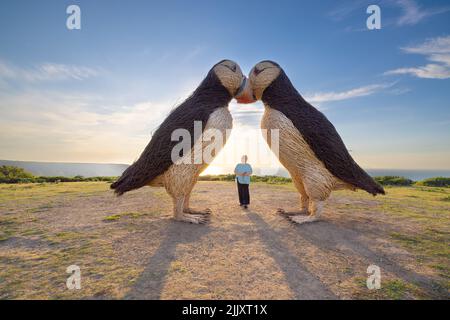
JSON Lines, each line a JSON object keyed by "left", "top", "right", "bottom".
{"left": 211, "top": 59, "right": 253, "bottom": 103}
{"left": 248, "top": 60, "right": 282, "bottom": 101}
{"left": 213, "top": 60, "right": 254, "bottom": 104}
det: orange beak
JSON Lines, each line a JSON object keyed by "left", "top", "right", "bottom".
{"left": 234, "top": 77, "right": 256, "bottom": 104}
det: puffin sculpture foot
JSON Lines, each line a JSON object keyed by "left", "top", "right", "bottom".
{"left": 175, "top": 213, "right": 210, "bottom": 224}
{"left": 183, "top": 208, "right": 212, "bottom": 215}
{"left": 276, "top": 208, "right": 308, "bottom": 216}
{"left": 288, "top": 214, "right": 319, "bottom": 224}
{"left": 287, "top": 200, "right": 324, "bottom": 225}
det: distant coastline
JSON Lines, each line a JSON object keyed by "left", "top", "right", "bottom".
{"left": 0, "top": 160, "right": 128, "bottom": 178}
{"left": 1, "top": 160, "right": 449, "bottom": 180}
{"left": 266, "top": 168, "right": 450, "bottom": 181}
{"left": 365, "top": 169, "right": 450, "bottom": 181}
{"left": 207, "top": 166, "right": 450, "bottom": 181}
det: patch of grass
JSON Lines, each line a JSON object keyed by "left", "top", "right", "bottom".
{"left": 103, "top": 214, "right": 121, "bottom": 221}
{"left": 390, "top": 230, "right": 450, "bottom": 285}
{"left": 0, "top": 234, "right": 12, "bottom": 241}
{"left": 391, "top": 231, "right": 450, "bottom": 259}
{"left": 54, "top": 231, "right": 82, "bottom": 240}
{"left": 28, "top": 203, "right": 53, "bottom": 213}
{"left": 0, "top": 182, "right": 109, "bottom": 204}
{"left": 169, "top": 261, "right": 188, "bottom": 274}
{"left": 199, "top": 174, "right": 292, "bottom": 184}
{"left": 103, "top": 211, "right": 154, "bottom": 222}
{"left": 20, "top": 229, "right": 44, "bottom": 237}
{"left": 391, "top": 232, "right": 421, "bottom": 246}
{"left": 152, "top": 190, "right": 168, "bottom": 198}
{"left": 382, "top": 279, "right": 412, "bottom": 299}
{"left": 374, "top": 176, "right": 414, "bottom": 186}
{"left": 432, "top": 264, "right": 449, "bottom": 276}
{"left": 0, "top": 216, "right": 19, "bottom": 242}
{"left": 416, "top": 177, "right": 450, "bottom": 188}
{"left": 0, "top": 230, "right": 141, "bottom": 299}
{"left": 393, "top": 232, "right": 449, "bottom": 257}
{"left": 353, "top": 277, "right": 424, "bottom": 299}
{"left": 440, "top": 196, "right": 450, "bottom": 202}
{"left": 342, "top": 267, "right": 354, "bottom": 275}
{"left": 415, "top": 187, "right": 447, "bottom": 193}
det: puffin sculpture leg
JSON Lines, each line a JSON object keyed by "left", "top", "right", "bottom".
{"left": 183, "top": 193, "right": 211, "bottom": 215}
{"left": 277, "top": 177, "right": 309, "bottom": 216}
{"left": 173, "top": 196, "right": 209, "bottom": 224}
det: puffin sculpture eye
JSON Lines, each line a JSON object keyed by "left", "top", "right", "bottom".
{"left": 254, "top": 67, "right": 267, "bottom": 76}
{"left": 223, "top": 64, "right": 237, "bottom": 72}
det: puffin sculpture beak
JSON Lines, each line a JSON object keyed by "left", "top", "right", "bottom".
{"left": 235, "top": 77, "right": 256, "bottom": 104}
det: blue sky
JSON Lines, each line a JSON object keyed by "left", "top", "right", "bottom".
{"left": 0, "top": 0, "right": 449, "bottom": 170}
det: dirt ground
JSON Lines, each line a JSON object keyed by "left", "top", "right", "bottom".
{"left": 0, "top": 181, "right": 449, "bottom": 299}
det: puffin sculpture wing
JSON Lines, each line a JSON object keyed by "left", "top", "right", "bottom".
{"left": 111, "top": 68, "right": 232, "bottom": 195}
{"left": 263, "top": 70, "right": 385, "bottom": 196}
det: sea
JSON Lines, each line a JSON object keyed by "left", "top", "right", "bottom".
{"left": 205, "top": 167, "right": 450, "bottom": 181}
{"left": 365, "top": 169, "right": 450, "bottom": 181}
{"left": 204, "top": 165, "right": 450, "bottom": 181}
{"left": 247, "top": 167, "right": 450, "bottom": 181}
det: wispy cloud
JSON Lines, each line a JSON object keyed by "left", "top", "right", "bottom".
{"left": 401, "top": 35, "right": 450, "bottom": 55}
{"left": 229, "top": 82, "right": 396, "bottom": 122}
{"left": 0, "top": 59, "right": 100, "bottom": 83}
{"left": 304, "top": 83, "right": 394, "bottom": 103}
{"left": 394, "top": 0, "right": 450, "bottom": 26}
{"left": 327, "top": 0, "right": 367, "bottom": 21}
{"left": 385, "top": 35, "right": 450, "bottom": 79}
{"left": 385, "top": 64, "right": 450, "bottom": 79}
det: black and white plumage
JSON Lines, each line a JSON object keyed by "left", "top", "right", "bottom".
{"left": 248, "top": 60, "right": 384, "bottom": 224}
{"left": 112, "top": 60, "right": 247, "bottom": 224}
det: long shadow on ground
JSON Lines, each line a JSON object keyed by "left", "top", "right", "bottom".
{"left": 294, "top": 219, "right": 447, "bottom": 299}
{"left": 246, "top": 211, "right": 337, "bottom": 299}
{"left": 125, "top": 220, "right": 211, "bottom": 299}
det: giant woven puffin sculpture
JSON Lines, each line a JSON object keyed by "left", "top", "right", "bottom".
{"left": 245, "top": 60, "right": 385, "bottom": 224}
{"left": 111, "top": 60, "right": 249, "bottom": 224}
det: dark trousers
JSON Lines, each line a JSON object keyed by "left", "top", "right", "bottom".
{"left": 237, "top": 181, "right": 250, "bottom": 205}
